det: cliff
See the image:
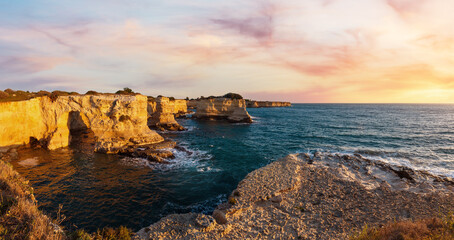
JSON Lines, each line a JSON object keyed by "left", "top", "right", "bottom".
{"left": 0, "top": 94, "right": 163, "bottom": 153}
{"left": 246, "top": 100, "right": 291, "bottom": 108}
{"left": 191, "top": 98, "right": 252, "bottom": 123}
{"left": 134, "top": 153, "right": 454, "bottom": 239}
{"left": 147, "top": 97, "right": 185, "bottom": 131}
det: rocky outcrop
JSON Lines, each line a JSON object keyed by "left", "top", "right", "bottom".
{"left": 134, "top": 153, "right": 454, "bottom": 239}
{"left": 246, "top": 100, "right": 291, "bottom": 108}
{"left": 191, "top": 98, "right": 252, "bottom": 123}
{"left": 148, "top": 97, "right": 185, "bottom": 131}
{"left": 187, "top": 100, "right": 198, "bottom": 109}
{"left": 0, "top": 95, "right": 163, "bottom": 153}
{"left": 172, "top": 99, "right": 188, "bottom": 117}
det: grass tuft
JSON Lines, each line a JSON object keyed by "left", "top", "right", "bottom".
{"left": 351, "top": 213, "right": 454, "bottom": 240}
{"left": 0, "top": 160, "right": 65, "bottom": 239}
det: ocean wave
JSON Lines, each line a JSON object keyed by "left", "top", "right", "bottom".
{"left": 298, "top": 149, "right": 454, "bottom": 178}
{"left": 120, "top": 145, "right": 214, "bottom": 172}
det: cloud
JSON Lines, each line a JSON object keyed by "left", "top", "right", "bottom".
{"left": 209, "top": 1, "right": 277, "bottom": 45}
{"left": 0, "top": 56, "right": 71, "bottom": 75}
{"left": 385, "top": 0, "right": 427, "bottom": 16}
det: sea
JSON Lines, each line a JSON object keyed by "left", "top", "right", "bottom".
{"left": 11, "top": 104, "right": 454, "bottom": 231}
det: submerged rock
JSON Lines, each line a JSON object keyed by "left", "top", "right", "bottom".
{"left": 119, "top": 141, "right": 177, "bottom": 163}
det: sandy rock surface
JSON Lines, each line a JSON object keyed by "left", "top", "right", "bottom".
{"left": 134, "top": 153, "right": 454, "bottom": 240}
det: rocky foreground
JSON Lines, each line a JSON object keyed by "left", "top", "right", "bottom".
{"left": 134, "top": 153, "right": 454, "bottom": 240}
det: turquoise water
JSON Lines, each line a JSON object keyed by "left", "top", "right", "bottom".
{"left": 12, "top": 104, "right": 454, "bottom": 231}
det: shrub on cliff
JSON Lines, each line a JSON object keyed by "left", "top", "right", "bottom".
{"left": 68, "top": 226, "right": 132, "bottom": 240}
{"left": 0, "top": 91, "right": 9, "bottom": 99}
{"left": 115, "top": 87, "right": 135, "bottom": 95}
{"left": 4, "top": 88, "right": 14, "bottom": 95}
{"left": 223, "top": 93, "right": 243, "bottom": 99}
{"left": 36, "top": 90, "right": 51, "bottom": 97}
{"left": 85, "top": 90, "right": 99, "bottom": 95}
{"left": 351, "top": 214, "right": 454, "bottom": 240}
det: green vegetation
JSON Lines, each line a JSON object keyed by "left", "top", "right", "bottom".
{"left": 197, "top": 93, "right": 243, "bottom": 100}
{"left": 222, "top": 93, "right": 243, "bottom": 99}
{"left": 0, "top": 89, "right": 82, "bottom": 102}
{"left": 67, "top": 226, "right": 132, "bottom": 240}
{"left": 85, "top": 91, "right": 99, "bottom": 95}
{"left": 115, "top": 88, "right": 135, "bottom": 95}
{"left": 351, "top": 214, "right": 454, "bottom": 240}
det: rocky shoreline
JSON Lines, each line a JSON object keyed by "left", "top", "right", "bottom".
{"left": 134, "top": 153, "right": 454, "bottom": 239}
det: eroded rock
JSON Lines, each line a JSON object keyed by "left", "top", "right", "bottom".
{"left": 134, "top": 153, "right": 454, "bottom": 240}
{"left": 0, "top": 94, "right": 164, "bottom": 153}
{"left": 190, "top": 98, "right": 252, "bottom": 123}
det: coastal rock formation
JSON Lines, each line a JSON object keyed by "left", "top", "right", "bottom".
{"left": 0, "top": 95, "right": 163, "bottom": 153}
{"left": 191, "top": 98, "right": 252, "bottom": 123}
{"left": 148, "top": 97, "right": 185, "bottom": 131}
{"left": 134, "top": 153, "right": 454, "bottom": 239}
{"left": 172, "top": 99, "right": 188, "bottom": 117}
{"left": 246, "top": 100, "right": 291, "bottom": 108}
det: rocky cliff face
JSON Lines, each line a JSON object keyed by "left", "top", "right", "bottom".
{"left": 0, "top": 95, "right": 163, "bottom": 153}
{"left": 134, "top": 153, "right": 454, "bottom": 239}
{"left": 246, "top": 100, "right": 291, "bottom": 108}
{"left": 148, "top": 97, "right": 185, "bottom": 131}
{"left": 191, "top": 98, "right": 252, "bottom": 123}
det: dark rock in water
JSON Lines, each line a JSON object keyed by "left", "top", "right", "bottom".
{"left": 118, "top": 141, "right": 176, "bottom": 163}
{"left": 153, "top": 123, "right": 186, "bottom": 131}
{"left": 392, "top": 168, "right": 415, "bottom": 182}
{"left": 174, "top": 145, "right": 193, "bottom": 156}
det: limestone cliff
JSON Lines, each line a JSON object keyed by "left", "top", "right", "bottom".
{"left": 147, "top": 97, "right": 185, "bottom": 131}
{"left": 172, "top": 99, "right": 188, "bottom": 116}
{"left": 134, "top": 153, "right": 454, "bottom": 239}
{"left": 0, "top": 95, "right": 163, "bottom": 153}
{"left": 246, "top": 100, "right": 291, "bottom": 108}
{"left": 191, "top": 98, "right": 252, "bottom": 123}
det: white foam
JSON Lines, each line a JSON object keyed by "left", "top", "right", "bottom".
{"left": 18, "top": 157, "right": 39, "bottom": 167}
{"left": 302, "top": 149, "right": 454, "bottom": 178}
{"left": 120, "top": 145, "right": 216, "bottom": 172}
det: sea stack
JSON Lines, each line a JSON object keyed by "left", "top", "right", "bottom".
{"left": 147, "top": 96, "right": 186, "bottom": 131}
{"left": 192, "top": 97, "right": 252, "bottom": 123}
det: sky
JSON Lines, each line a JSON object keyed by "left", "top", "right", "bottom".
{"left": 1, "top": 0, "right": 454, "bottom": 103}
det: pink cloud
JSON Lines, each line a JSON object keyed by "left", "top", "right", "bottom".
{"left": 386, "top": 0, "right": 427, "bottom": 16}
{"left": 0, "top": 56, "right": 71, "bottom": 75}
